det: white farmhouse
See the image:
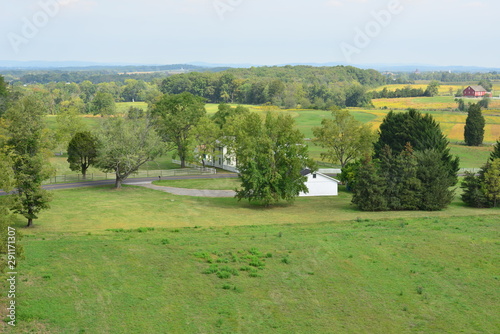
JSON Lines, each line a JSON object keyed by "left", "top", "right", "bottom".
{"left": 299, "top": 168, "right": 340, "bottom": 197}
{"left": 202, "top": 145, "right": 238, "bottom": 173}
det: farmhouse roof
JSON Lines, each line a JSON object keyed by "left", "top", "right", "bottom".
{"left": 467, "top": 85, "right": 486, "bottom": 92}
{"left": 300, "top": 168, "right": 312, "bottom": 176}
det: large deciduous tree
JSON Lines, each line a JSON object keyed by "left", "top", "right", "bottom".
{"left": 0, "top": 151, "right": 23, "bottom": 272}
{"left": 313, "top": 108, "right": 376, "bottom": 168}
{"left": 424, "top": 81, "right": 440, "bottom": 97}
{"left": 191, "top": 116, "right": 221, "bottom": 168}
{"left": 478, "top": 79, "right": 493, "bottom": 92}
{"left": 227, "top": 112, "right": 314, "bottom": 206}
{"left": 67, "top": 131, "right": 99, "bottom": 179}
{"left": 211, "top": 103, "right": 249, "bottom": 129}
{"left": 464, "top": 103, "right": 485, "bottom": 146}
{"left": 91, "top": 91, "right": 116, "bottom": 116}
{"left": 5, "top": 95, "right": 53, "bottom": 227}
{"left": 151, "top": 92, "right": 206, "bottom": 168}
{"left": 55, "top": 99, "right": 86, "bottom": 150}
{"left": 95, "top": 116, "right": 165, "bottom": 189}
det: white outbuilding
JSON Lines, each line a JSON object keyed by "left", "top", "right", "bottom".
{"left": 299, "top": 169, "right": 340, "bottom": 197}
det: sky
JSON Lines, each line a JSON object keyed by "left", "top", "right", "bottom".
{"left": 1, "top": 0, "right": 498, "bottom": 67}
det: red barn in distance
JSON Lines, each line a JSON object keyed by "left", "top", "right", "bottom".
{"left": 463, "top": 85, "right": 489, "bottom": 98}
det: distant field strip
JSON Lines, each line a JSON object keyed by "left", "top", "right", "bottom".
{"left": 372, "top": 97, "right": 500, "bottom": 110}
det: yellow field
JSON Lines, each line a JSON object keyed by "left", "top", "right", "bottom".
{"left": 351, "top": 108, "right": 500, "bottom": 143}
{"left": 372, "top": 97, "right": 500, "bottom": 110}
{"left": 370, "top": 84, "right": 465, "bottom": 95}
{"left": 372, "top": 83, "right": 500, "bottom": 98}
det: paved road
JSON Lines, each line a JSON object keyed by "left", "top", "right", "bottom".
{"left": 0, "top": 174, "right": 239, "bottom": 196}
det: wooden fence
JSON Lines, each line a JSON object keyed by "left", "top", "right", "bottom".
{"left": 43, "top": 168, "right": 216, "bottom": 185}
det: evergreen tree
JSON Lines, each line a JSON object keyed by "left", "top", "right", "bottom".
{"left": 415, "top": 150, "right": 455, "bottom": 211}
{"left": 490, "top": 139, "right": 500, "bottom": 161}
{"left": 464, "top": 103, "right": 485, "bottom": 146}
{"left": 379, "top": 144, "right": 421, "bottom": 210}
{"left": 374, "top": 109, "right": 459, "bottom": 182}
{"left": 482, "top": 158, "right": 500, "bottom": 207}
{"left": 394, "top": 144, "right": 422, "bottom": 210}
{"left": 351, "top": 157, "right": 387, "bottom": 211}
{"left": 461, "top": 170, "right": 491, "bottom": 208}
{"left": 379, "top": 145, "right": 400, "bottom": 209}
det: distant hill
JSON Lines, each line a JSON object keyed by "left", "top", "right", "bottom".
{"left": 190, "top": 62, "right": 500, "bottom": 73}
{"left": 1, "top": 60, "right": 498, "bottom": 73}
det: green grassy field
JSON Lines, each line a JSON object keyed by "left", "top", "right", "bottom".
{"left": 3, "top": 185, "right": 499, "bottom": 333}
{"left": 43, "top": 102, "right": 500, "bottom": 171}
{"left": 116, "top": 101, "right": 148, "bottom": 114}
{"left": 153, "top": 178, "right": 240, "bottom": 190}
{"left": 449, "top": 144, "right": 495, "bottom": 168}
{"left": 10, "top": 184, "right": 500, "bottom": 233}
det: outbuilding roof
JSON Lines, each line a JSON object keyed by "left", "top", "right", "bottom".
{"left": 466, "top": 85, "right": 486, "bottom": 92}
{"left": 300, "top": 169, "right": 341, "bottom": 183}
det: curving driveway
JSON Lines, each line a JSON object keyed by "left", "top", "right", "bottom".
{"left": 0, "top": 174, "right": 239, "bottom": 197}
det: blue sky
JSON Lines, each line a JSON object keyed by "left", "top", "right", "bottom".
{"left": 1, "top": 0, "right": 498, "bottom": 67}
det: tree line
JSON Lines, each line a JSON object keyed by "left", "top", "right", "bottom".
{"left": 369, "top": 81, "right": 441, "bottom": 99}
{"left": 391, "top": 71, "right": 500, "bottom": 84}
{"left": 160, "top": 66, "right": 386, "bottom": 109}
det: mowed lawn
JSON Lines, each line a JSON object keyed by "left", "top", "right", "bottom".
{"left": 4, "top": 184, "right": 499, "bottom": 333}
{"left": 10, "top": 185, "right": 499, "bottom": 233}
{"left": 153, "top": 177, "right": 240, "bottom": 190}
